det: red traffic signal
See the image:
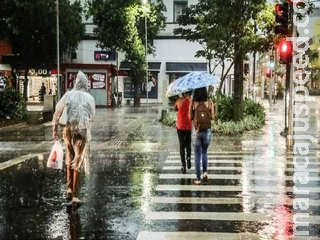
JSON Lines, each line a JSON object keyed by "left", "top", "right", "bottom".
{"left": 278, "top": 38, "right": 292, "bottom": 64}
{"left": 266, "top": 68, "right": 272, "bottom": 78}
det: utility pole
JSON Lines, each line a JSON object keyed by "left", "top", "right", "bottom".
{"left": 287, "top": 4, "right": 295, "bottom": 148}
{"left": 56, "top": 0, "right": 60, "bottom": 100}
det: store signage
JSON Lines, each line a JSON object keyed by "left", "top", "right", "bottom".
{"left": 67, "top": 72, "right": 107, "bottom": 89}
{"left": 107, "top": 76, "right": 112, "bottom": 108}
{"left": 94, "top": 51, "right": 116, "bottom": 61}
{"left": 29, "top": 68, "right": 51, "bottom": 76}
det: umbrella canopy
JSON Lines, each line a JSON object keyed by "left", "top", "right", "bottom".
{"left": 166, "top": 71, "right": 220, "bottom": 97}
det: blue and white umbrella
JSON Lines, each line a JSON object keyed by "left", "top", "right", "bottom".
{"left": 166, "top": 71, "right": 220, "bottom": 97}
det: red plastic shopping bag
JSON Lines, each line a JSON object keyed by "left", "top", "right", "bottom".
{"left": 47, "top": 140, "right": 63, "bottom": 169}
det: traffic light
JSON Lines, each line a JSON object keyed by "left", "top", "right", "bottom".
{"left": 266, "top": 68, "right": 272, "bottom": 78}
{"left": 275, "top": 3, "right": 289, "bottom": 35}
{"left": 269, "top": 55, "right": 275, "bottom": 69}
{"left": 278, "top": 38, "right": 292, "bottom": 64}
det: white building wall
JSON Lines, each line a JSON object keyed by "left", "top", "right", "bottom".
{"left": 149, "top": 38, "right": 207, "bottom": 102}
{"left": 69, "top": 0, "right": 232, "bottom": 104}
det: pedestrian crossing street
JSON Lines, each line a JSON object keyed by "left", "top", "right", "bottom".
{"left": 136, "top": 151, "right": 320, "bottom": 240}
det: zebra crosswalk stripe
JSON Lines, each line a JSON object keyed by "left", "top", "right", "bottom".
{"left": 137, "top": 151, "right": 320, "bottom": 239}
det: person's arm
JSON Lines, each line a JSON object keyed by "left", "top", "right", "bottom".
{"left": 209, "top": 99, "right": 215, "bottom": 120}
{"left": 52, "top": 94, "right": 67, "bottom": 139}
{"left": 174, "top": 98, "right": 181, "bottom": 111}
{"left": 189, "top": 100, "right": 195, "bottom": 120}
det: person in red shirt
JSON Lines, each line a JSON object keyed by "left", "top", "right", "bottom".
{"left": 175, "top": 91, "right": 193, "bottom": 174}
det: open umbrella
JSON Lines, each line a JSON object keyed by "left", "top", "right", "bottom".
{"left": 166, "top": 71, "right": 220, "bottom": 97}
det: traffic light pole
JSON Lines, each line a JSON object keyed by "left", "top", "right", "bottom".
{"left": 273, "top": 48, "right": 278, "bottom": 104}
{"left": 287, "top": 24, "right": 296, "bottom": 149}
{"left": 281, "top": 62, "right": 290, "bottom": 137}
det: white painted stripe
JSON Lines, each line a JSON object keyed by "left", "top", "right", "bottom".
{"left": 136, "top": 231, "right": 262, "bottom": 240}
{"left": 136, "top": 231, "right": 320, "bottom": 240}
{"left": 156, "top": 185, "right": 320, "bottom": 193}
{"left": 151, "top": 196, "right": 242, "bottom": 204}
{"left": 166, "top": 159, "right": 243, "bottom": 164}
{"left": 162, "top": 166, "right": 320, "bottom": 172}
{"left": 168, "top": 151, "right": 319, "bottom": 159}
{"left": 165, "top": 159, "right": 320, "bottom": 165}
{"left": 163, "top": 166, "right": 243, "bottom": 171}
{"left": 167, "top": 155, "right": 246, "bottom": 159}
{"left": 168, "top": 151, "right": 255, "bottom": 155}
{"left": 0, "top": 153, "right": 38, "bottom": 171}
{"left": 158, "top": 173, "right": 320, "bottom": 181}
{"left": 160, "top": 173, "right": 240, "bottom": 179}
{"left": 151, "top": 196, "right": 320, "bottom": 206}
{"left": 145, "top": 212, "right": 320, "bottom": 224}
{"left": 145, "top": 211, "right": 272, "bottom": 222}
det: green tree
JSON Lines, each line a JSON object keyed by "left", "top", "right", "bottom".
{"left": 174, "top": 0, "right": 275, "bottom": 121}
{"left": 87, "top": 0, "right": 166, "bottom": 106}
{"left": 0, "top": 0, "right": 84, "bottom": 99}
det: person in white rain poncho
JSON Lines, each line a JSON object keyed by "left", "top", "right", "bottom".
{"left": 52, "top": 71, "right": 95, "bottom": 209}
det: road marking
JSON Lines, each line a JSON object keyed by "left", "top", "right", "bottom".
{"left": 137, "top": 151, "right": 320, "bottom": 239}
{"left": 136, "top": 231, "right": 263, "bottom": 240}
{"left": 0, "top": 153, "right": 39, "bottom": 171}
{"left": 145, "top": 211, "right": 272, "bottom": 222}
{"left": 162, "top": 165, "right": 320, "bottom": 172}
{"left": 156, "top": 185, "right": 320, "bottom": 193}
{"left": 151, "top": 196, "right": 320, "bottom": 206}
{"left": 144, "top": 212, "right": 320, "bottom": 224}
{"left": 165, "top": 159, "right": 320, "bottom": 165}
{"left": 158, "top": 173, "right": 320, "bottom": 181}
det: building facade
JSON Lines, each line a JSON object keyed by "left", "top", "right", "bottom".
{"left": 68, "top": 0, "right": 218, "bottom": 106}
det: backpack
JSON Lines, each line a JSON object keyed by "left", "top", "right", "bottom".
{"left": 194, "top": 102, "right": 211, "bottom": 131}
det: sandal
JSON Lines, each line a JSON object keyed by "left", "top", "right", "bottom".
{"left": 66, "top": 188, "right": 72, "bottom": 201}
{"left": 194, "top": 179, "right": 201, "bottom": 185}
{"left": 203, "top": 172, "right": 208, "bottom": 181}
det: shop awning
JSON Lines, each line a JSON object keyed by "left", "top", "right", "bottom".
{"left": 0, "top": 64, "right": 11, "bottom": 71}
{"left": 119, "top": 61, "right": 161, "bottom": 72}
{"left": 166, "top": 62, "right": 207, "bottom": 73}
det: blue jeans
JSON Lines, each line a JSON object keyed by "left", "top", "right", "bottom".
{"left": 194, "top": 129, "right": 212, "bottom": 180}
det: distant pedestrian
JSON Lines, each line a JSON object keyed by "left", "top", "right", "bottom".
{"left": 39, "top": 83, "right": 46, "bottom": 101}
{"left": 52, "top": 71, "right": 95, "bottom": 210}
{"left": 174, "top": 91, "right": 192, "bottom": 174}
{"left": 190, "top": 87, "right": 215, "bottom": 185}
{"left": 48, "top": 88, "right": 52, "bottom": 95}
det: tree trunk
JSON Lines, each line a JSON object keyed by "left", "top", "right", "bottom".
{"left": 133, "top": 82, "right": 140, "bottom": 107}
{"left": 233, "top": 52, "right": 244, "bottom": 121}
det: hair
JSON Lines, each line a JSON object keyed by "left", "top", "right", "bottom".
{"left": 182, "top": 91, "right": 192, "bottom": 97}
{"left": 193, "top": 87, "right": 208, "bottom": 102}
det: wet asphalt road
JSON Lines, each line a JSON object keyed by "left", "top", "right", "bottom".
{"left": 0, "top": 99, "right": 320, "bottom": 240}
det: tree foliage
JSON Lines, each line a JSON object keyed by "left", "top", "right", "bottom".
{"left": 174, "top": 0, "right": 275, "bottom": 121}
{"left": 87, "top": 0, "right": 166, "bottom": 104}
{"left": 0, "top": 0, "right": 84, "bottom": 68}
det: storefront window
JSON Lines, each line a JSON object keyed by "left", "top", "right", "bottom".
{"left": 123, "top": 72, "right": 158, "bottom": 99}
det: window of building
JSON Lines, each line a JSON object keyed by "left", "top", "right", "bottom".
{"left": 174, "top": 1, "right": 188, "bottom": 22}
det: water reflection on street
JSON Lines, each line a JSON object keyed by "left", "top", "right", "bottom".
{"left": 0, "top": 100, "right": 319, "bottom": 239}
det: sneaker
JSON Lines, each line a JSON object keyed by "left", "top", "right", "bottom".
{"left": 181, "top": 166, "right": 186, "bottom": 174}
